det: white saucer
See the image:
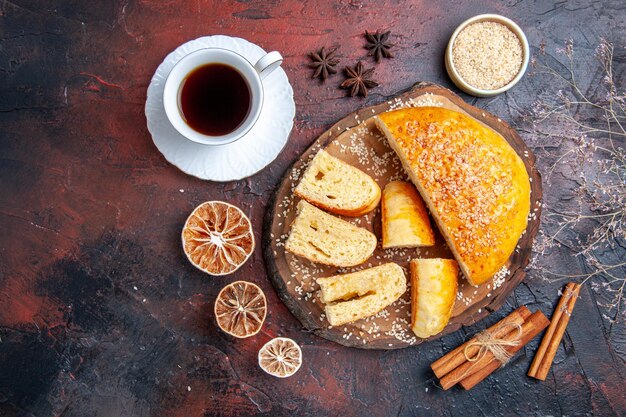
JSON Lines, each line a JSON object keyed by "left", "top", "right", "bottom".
{"left": 145, "top": 36, "right": 295, "bottom": 181}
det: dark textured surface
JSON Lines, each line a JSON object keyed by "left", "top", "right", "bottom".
{"left": 0, "top": 1, "right": 624, "bottom": 416}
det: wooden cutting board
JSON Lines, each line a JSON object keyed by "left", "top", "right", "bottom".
{"left": 263, "top": 83, "right": 542, "bottom": 349}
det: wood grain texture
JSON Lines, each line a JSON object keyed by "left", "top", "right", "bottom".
{"left": 0, "top": 1, "right": 624, "bottom": 416}
{"left": 263, "top": 83, "right": 542, "bottom": 349}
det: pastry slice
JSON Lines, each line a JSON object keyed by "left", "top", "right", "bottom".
{"left": 285, "top": 200, "right": 377, "bottom": 267}
{"left": 295, "top": 149, "right": 381, "bottom": 217}
{"left": 317, "top": 263, "right": 406, "bottom": 326}
{"left": 375, "top": 107, "right": 530, "bottom": 286}
{"left": 410, "top": 258, "right": 458, "bottom": 338}
{"left": 382, "top": 180, "right": 435, "bottom": 248}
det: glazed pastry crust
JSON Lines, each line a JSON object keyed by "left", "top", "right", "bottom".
{"left": 382, "top": 181, "right": 435, "bottom": 248}
{"left": 410, "top": 258, "right": 458, "bottom": 338}
{"left": 375, "top": 107, "right": 530, "bottom": 286}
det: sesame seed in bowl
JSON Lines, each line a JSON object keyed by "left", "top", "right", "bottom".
{"left": 445, "top": 14, "right": 530, "bottom": 97}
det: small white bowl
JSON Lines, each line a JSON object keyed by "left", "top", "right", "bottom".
{"left": 445, "top": 14, "right": 530, "bottom": 97}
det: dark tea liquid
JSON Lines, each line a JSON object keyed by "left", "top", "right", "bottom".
{"left": 179, "top": 63, "right": 252, "bottom": 136}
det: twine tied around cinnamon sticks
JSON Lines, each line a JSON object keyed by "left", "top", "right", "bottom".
{"left": 463, "top": 322, "right": 523, "bottom": 366}
{"left": 431, "top": 282, "right": 581, "bottom": 390}
{"left": 431, "top": 306, "right": 549, "bottom": 390}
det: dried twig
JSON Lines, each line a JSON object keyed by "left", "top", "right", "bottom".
{"left": 526, "top": 38, "right": 625, "bottom": 324}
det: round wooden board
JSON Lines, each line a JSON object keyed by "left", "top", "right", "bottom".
{"left": 263, "top": 83, "right": 542, "bottom": 349}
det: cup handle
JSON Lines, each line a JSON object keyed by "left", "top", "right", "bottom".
{"left": 254, "top": 51, "right": 283, "bottom": 80}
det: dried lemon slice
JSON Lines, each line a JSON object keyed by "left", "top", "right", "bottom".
{"left": 214, "top": 281, "right": 267, "bottom": 338}
{"left": 258, "top": 337, "right": 302, "bottom": 378}
{"left": 182, "top": 201, "right": 255, "bottom": 276}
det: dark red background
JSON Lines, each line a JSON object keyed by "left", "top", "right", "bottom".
{"left": 0, "top": 1, "right": 624, "bottom": 416}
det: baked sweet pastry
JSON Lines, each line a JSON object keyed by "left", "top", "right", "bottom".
{"left": 382, "top": 180, "right": 435, "bottom": 248}
{"left": 375, "top": 107, "right": 530, "bottom": 286}
{"left": 410, "top": 258, "right": 458, "bottom": 338}
{"left": 285, "top": 200, "right": 377, "bottom": 267}
{"left": 317, "top": 263, "right": 406, "bottom": 326}
{"left": 295, "top": 149, "right": 381, "bottom": 217}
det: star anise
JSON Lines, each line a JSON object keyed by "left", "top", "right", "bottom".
{"left": 364, "top": 30, "right": 394, "bottom": 62}
{"left": 308, "top": 46, "right": 339, "bottom": 81}
{"left": 340, "top": 61, "right": 378, "bottom": 97}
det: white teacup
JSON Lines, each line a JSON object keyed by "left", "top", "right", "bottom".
{"left": 163, "top": 48, "right": 282, "bottom": 146}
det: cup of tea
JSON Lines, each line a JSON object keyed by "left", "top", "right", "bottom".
{"left": 163, "top": 48, "right": 283, "bottom": 146}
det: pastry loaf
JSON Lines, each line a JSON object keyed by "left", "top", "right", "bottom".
{"left": 382, "top": 181, "right": 435, "bottom": 248}
{"left": 295, "top": 149, "right": 381, "bottom": 216}
{"left": 285, "top": 200, "right": 377, "bottom": 267}
{"left": 318, "top": 263, "right": 406, "bottom": 326}
{"left": 410, "top": 258, "right": 458, "bottom": 338}
{"left": 375, "top": 107, "right": 530, "bottom": 286}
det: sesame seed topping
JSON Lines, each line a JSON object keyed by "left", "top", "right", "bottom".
{"left": 452, "top": 21, "right": 523, "bottom": 90}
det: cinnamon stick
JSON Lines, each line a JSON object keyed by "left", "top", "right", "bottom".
{"left": 439, "top": 310, "right": 548, "bottom": 390}
{"left": 459, "top": 310, "right": 550, "bottom": 390}
{"left": 527, "top": 282, "right": 581, "bottom": 381}
{"left": 431, "top": 306, "right": 531, "bottom": 379}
